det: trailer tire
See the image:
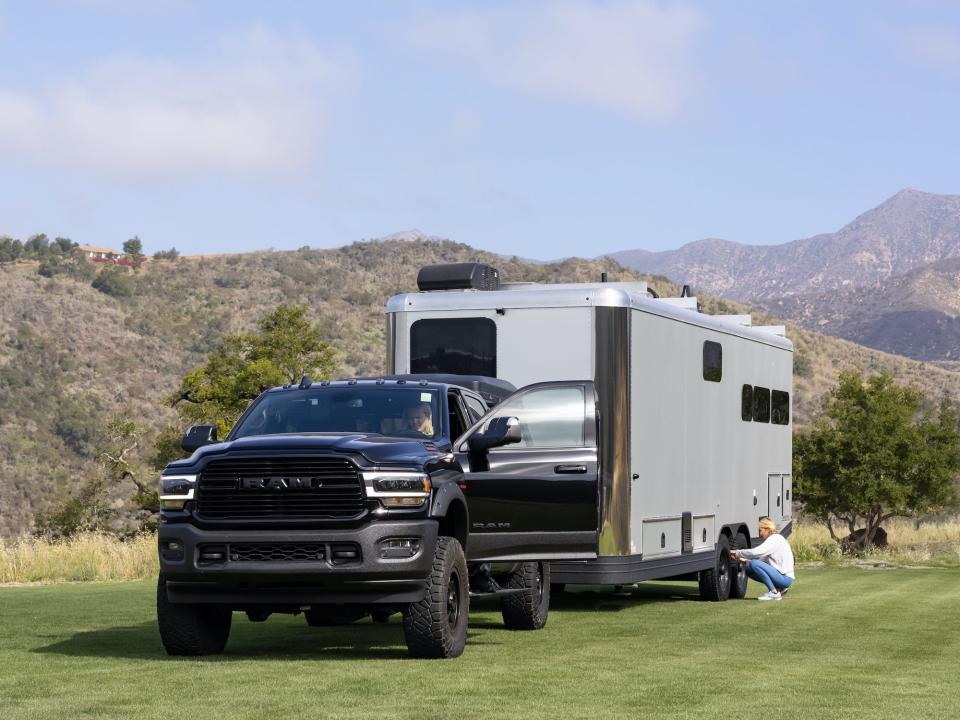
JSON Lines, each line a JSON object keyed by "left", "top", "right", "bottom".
{"left": 501, "top": 562, "right": 550, "bottom": 630}
{"left": 157, "top": 574, "right": 232, "bottom": 656}
{"left": 729, "top": 532, "right": 750, "bottom": 599}
{"left": 698, "top": 535, "right": 732, "bottom": 602}
{"left": 402, "top": 536, "right": 469, "bottom": 658}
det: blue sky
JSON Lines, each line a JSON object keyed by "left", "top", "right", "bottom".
{"left": 1, "top": 1, "right": 958, "bottom": 258}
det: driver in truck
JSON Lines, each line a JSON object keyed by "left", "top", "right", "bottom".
{"left": 404, "top": 402, "right": 434, "bottom": 436}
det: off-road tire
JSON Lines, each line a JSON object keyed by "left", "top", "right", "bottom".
{"left": 729, "top": 532, "right": 750, "bottom": 599}
{"left": 698, "top": 535, "right": 732, "bottom": 602}
{"left": 304, "top": 606, "right": 367, "bottom": 627}
{"left": 500, "top": 562, "right": 550, "bottom": 630}
{"left": 157, "top": 574, "right": 232, "bottom": 656}
{"left": 402, "top": 536, "right": 469, "bottom": 659}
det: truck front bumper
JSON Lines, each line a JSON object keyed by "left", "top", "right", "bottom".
{"left": 158, "top": 520, "right": 438, "bottom": 606}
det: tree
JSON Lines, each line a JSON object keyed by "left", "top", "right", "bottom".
{"left": 169, "top": 304, "right": 337, "bottom": 436}
{"left": 123, "top": 236, "right": 144, "bottom": 259}
{"left": 92, "top": 266, "right": 134, "bottom": 296}
{"left": 0, "top": 236, "right": 24, "bottom": 264}
{"left": 153, "top": 247, "right": 179, "bottom": 260}
{"left": 795, "top": 371, "right": 960, "bottom": 550}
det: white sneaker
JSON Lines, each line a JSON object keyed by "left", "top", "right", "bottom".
{"left": 758, "top": 590, "right": 782, "bottom": 601}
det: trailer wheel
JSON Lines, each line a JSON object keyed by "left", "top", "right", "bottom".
{"left": 729, "top": 532, "right": 750, "bottom": 599}
{"left": 402, "top": 536, "right": 469, "bottom": 658}
{"left": 698, "top": 535, "right": 732, "bottom": 602}
{"left": 501, "top": 562, "right": 551, "bottom": 630}
{"left": 157, "top": 574, "right": 232, "bottom": 656}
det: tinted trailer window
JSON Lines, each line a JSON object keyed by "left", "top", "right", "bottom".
{"left": 411, "top": 318, "right": 496, "bottom": 377}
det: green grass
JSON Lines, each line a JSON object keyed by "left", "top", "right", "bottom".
{"left": 1, "top": 568, "right": 958, "bottom": 719}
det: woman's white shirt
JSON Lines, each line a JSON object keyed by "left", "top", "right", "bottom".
{"left": 736, "top": 533, "right": 795, "bottom": 578}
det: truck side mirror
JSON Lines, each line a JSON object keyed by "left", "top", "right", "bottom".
{"left": 467, "top": 416, "right": 522, "bottom": 452}
{"left": 181, "top": 425, "right": 218, "bottom": 452}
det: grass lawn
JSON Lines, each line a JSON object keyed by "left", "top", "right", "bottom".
{"left": 1, "top": 567, "right": 958, "bottom": 720}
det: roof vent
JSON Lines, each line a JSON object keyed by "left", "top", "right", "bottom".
{"left": 417, "top": 263, "right": 501, "bottom": 291}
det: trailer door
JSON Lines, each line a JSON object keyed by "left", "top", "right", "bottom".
{"left": 456, "top": 381, "right": 599, "bottom": 561}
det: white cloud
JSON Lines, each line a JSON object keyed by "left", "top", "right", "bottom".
{"left": 901, "top": 26, "right": 960, "bottom": 70}
{"left": 0, "top": 27, "right": 342, "bottom": 179}
{"left": 397, "top": 0, "right": 705, "bottom": 118}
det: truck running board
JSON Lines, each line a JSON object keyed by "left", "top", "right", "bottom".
{"left": 468, "top": 587, "right": 526, "bottom": 600}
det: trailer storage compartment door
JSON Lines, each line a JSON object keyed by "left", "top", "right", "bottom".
{"left": 782, "top": 474, "right": 792, "bottom": 520}
{"left": 767, "top": 473, "right": 782, "bottom": 521}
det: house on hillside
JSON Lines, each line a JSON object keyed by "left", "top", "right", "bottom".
{"left": 79, "top": 245, "right": 120, "bottom": 261}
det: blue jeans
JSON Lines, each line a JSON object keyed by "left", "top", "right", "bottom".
{"left": 745, "top": 559, "right": 794, "bottom": 593}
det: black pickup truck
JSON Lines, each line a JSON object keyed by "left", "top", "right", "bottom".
{"left": 157, "top": 375, "right": 600, "bottom": 658}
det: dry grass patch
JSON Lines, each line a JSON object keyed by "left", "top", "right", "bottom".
{"left": 0, "top": 533, "right": 157, "bottom": 584}
{"left": 790, "top": 516, "right": 960, "bottom": 565}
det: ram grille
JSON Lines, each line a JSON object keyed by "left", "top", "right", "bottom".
{"left": 196, "top": 457, "right": 364, "bottom": 520}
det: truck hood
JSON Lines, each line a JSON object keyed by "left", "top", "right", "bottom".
{"left": 164, "top": 433, "right": 450, "bottom": 473}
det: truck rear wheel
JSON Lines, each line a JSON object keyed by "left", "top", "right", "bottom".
{"left": 157, "top": 574, "right": 232, "bottom": 656}
{"left": 729, "top": 532, "right": 750, "bottom": 599}
{"left": 698, "top": 535, "right": 732, "bottom": 602}
{"left": 402, "top": 536, "right": 468, "bottom": 659}
{"left": 501, "top": 562, "right": 550, "bottom": 630}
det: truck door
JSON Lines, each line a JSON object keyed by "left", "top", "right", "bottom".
{"left": 455, "top": 381, "right": 599, "bottom": 562}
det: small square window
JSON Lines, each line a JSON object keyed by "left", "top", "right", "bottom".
{"left": 703, "top": 341, "right": 722, "bottom": 382}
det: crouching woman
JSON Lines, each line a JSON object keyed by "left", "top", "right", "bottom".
{"left": 730, "top": 517, "right": 795, "bottom": 601}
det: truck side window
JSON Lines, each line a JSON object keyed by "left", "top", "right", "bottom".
{"left": 771, "top": 390, "right": 790, "bottom": 425}
{"left": 741, "top": 385, "right": 753, "bottom": 421}
{"left": 447, "top": 392, "right": 468, "bottom": 439}
{"left": 487, "top": 386, "right": 585, "bottom": 448}
{"left": 464, "top": 395, "right": 486, "bottom": 423}
{"left": 753, "top": 386, "right": 770, "bottom": 423}
{"left": 703, "top": 341, "right": 722, "bottom": 382}
{"left": 411, "top": 318, "right": 496, "bottom": 376}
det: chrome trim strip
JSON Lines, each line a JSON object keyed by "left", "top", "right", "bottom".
{"left": 595, "top": 306, "right": 631, "bottom": 556}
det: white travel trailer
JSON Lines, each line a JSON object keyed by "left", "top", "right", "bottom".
{"left": 386, "top": 264, "right": 793, "bottom": 598}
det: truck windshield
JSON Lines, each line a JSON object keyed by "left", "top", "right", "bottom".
{"left": 231, "top": 387, "right": 441, "bottom": 440}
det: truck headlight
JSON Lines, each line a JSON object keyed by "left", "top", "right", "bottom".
{"left": 159, "top": 474, "right": 197, "bottom": 510}
{"left": 362, "top": 472, "right": 430, "bottom": 508}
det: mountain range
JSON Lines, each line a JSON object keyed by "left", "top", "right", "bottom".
{"left": 610, "top": 189, "right": 960, "bottom": 362}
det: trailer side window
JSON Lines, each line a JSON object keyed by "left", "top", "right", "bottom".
{"left": 753, "top": 386, "right": 770, "bottom": 423}
{"left": 741, "top": 385, "right": 753, "bottom": 421}
{"left": 411, "top": 318, "right": 496, "bottom": 377}
{"left": 702, "top": 341, "right": 722, "bottom": 382}
{"left": 772, "top": 390, "right": 790, "bottom": 425}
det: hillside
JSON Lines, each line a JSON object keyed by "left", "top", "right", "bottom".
{"left": 610, "top": 189, "right": 960, "bottom": 301}
{"left": 2, "top": 239, "right": 960, "bottom": 539}
{"left": 758, "top": 256, "right": 960, "bottom": 362}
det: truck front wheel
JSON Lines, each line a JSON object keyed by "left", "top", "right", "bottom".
{"left": 157, "top": 574, "right": 232, "bottom": 656}
{"left": 402, "top": 536, "right": 468, "bottom": 659}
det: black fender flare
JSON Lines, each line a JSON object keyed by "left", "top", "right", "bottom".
{"left": 429, "top": 478, "right": 470, "bottom": 552}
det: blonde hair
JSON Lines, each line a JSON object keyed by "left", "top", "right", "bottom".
{"left": 406, "top": 402, "right": 434, "bottom": 436}
{"left": 758, "top": 517, "right": 778, "bottom": 533}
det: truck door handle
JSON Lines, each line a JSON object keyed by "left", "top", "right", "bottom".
{"left": 555, "top": 464, "right": 587, "bottom": 474}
